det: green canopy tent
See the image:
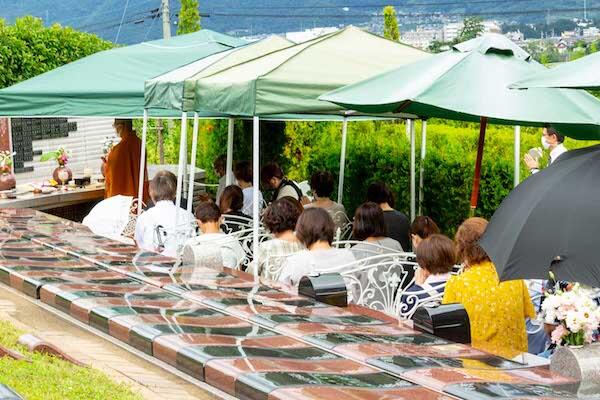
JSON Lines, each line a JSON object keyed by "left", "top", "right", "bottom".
{"left": 143, "top": 26, "right": 430, "bottom": 270}
{"left": 320, "top": 33, "right": 600, "bottom": 213}
{"left": 511, "top": 51, "right": 600, "bottom": 90}
{"left": 0, "top": 30, "right": 246, "bottom": 118}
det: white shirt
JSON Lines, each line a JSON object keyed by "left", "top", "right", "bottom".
{"left": 279, "top": 248, "right": 356, "bottom": 287}
{"left": 134, "top": 200, "right": 197, "bottom": 257}
{"left": 182, "top": 232, "right": 246, "bottom": 269}
{"left": 216, "top": 173, "right": 237, "bottom": 205}
{"left": 241, "top": 186, "right": 263, "bottom": 217}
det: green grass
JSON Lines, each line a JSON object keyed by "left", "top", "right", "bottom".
{"left": 0, "top": 320, "right": 142, "bottom": 400}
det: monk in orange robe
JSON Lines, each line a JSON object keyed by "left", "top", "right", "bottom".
{"left": 102, "top": 119, "right": 148, "bottom": 203}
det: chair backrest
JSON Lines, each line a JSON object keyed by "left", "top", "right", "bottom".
{"left": 333, "top": 240, "right": 402, "bottom": 255}
{"left": 333, "top": 212, "right": 353, "bottom": 241}
{"left": 394, "top": 282, "right": 448, "bottom": 320}
{"left": 153, "top": 219, "right": 198, "bottom": 256}
{"left": 221, "top": 214, "right": 253, "bottom": 234}
{"left": 261, "top": 250, "right": 303, "bottom": 282}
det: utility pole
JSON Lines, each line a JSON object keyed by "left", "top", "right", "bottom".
{"left": 157, "top": 0, "right": 171, "bottom": 164}
{"left": 584, "top": 0, "right": 588, "bottom": 20}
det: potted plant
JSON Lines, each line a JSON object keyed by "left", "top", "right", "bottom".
{"left": 41, "top": 147, "right": 72, "bottom": 185}
{"left": 0, "top": 151, "right": 16, "bottom": 191}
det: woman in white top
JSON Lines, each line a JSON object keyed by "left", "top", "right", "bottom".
{"left": 234, "top": 160, "right": 263, "bottom": 217}
{"left": 251, "top": 197, "right": 305, "bottom": 280}
{"left": 303, "top": 171, "right": 348, "bottom": 233}
{"left": 279, "top": 208, "right": 355, "bottom": 287}
{"left": 134, "top": 171, "right": 196, "bottom": 257}
{"left": 351, "top": 202, "right": 403, "bottom": 260}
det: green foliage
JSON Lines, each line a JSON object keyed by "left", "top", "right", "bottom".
{"left": 382, "top": 6, "right": 400, "bottom": 41}
{"left": 457, "top": 16, "right": 484, "bottom": 42}
{"left": 177, "top": 0, "right": 201, "bottom": 35}
{"left": 0, "top": 320, "right": 141, "bottom": 400}
{"left": 0, "top": 16, "right": 112, "bottom": 89}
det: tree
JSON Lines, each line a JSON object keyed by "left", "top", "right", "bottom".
{"left": 383, "top": 6, "right": 400, "bottom": 41}
{"left": 456, "top": 16, "right": 484, "bottom": 43}
{"left": 0, "top": 16, "right": 112, "bottom": 89}
{"left": 177, "top": 0, "right": 201, "bottom": 35}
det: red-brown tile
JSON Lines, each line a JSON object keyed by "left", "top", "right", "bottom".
{"left": 268, "top": 386, "right": 453, "bottom": 400}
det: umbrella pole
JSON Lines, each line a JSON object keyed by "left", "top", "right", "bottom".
{"left": 186, "top": 112, "right": 199, "bottom": 214}
{"left": 252, "top": 116, "right": 260, "bottom": 283}
{"left": 470, "top": 116, "right": 488, "bottom": 214}
{"left": 514, "top": 125, "right": 520, "bottom": 188}
{"left": 418, "top": 119, "right": 427, "bottom": 216}
{"left": 137, "top": 109, "right": 148, "bottom": 214}
{"left": 409, "top": 119, "right": 416, "bottom": 221}
{"left": 226, "top": 118, "right": 235, "bottom": 186}
{"left": 337, "top": 116, "right": 348, "bottom": 205}
{"left": 175, "top": 112, "right": 187, "bottom": 209}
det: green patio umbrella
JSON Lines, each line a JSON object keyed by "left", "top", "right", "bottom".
{"left": 511, "top": 51, "right": 600, "bottom": 90}
{"left": 320, "top": 33, "right": 600, "bottom": 211}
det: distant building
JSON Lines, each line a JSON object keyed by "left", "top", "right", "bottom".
{"left": 442, "top": 20, "right": 501, "bottom": 42}
{"left": 285, "top": 27, "right": 338, "bottom": 43}
{"left": 583, "top": 26, "right": 600, "bottom": 38}
{"left": 401, "top": 28, "right": 443, "bottom": 49}
{"left": 505, "top": 30, "right": 525, "bottom": 43}
{"left": 556, "top": 39, "right": 569, "bottom": 54}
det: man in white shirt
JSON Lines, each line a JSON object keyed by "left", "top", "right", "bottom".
{"left": 524, "top": 125, "right": 568, "bottom": 174}
{"left": 233, "top": 160, "right": 263, "bottom": 217}
{"left": 134, "top": 171, "right": 197, "bottom": 257}
{"left": 182, "top": 201, "right": 245, "bottom": 270}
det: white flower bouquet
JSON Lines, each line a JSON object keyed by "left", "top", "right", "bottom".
{"left": 102, "top": 137, "right": 116, "bottom": 155}
{"left": 541, "top": 282, "right": 600, "bottom": 346}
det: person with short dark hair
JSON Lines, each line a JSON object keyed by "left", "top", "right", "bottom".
{"left": 442, "top": 217, "right": 535, "bottom": 357}
{"left": 234, "top": 160, "right": 263, "bottom": 217}
{"left": 410, "top": 216, "right": 441, "bottom": 250}
{"left": 219, "top": 185, "right": 251, "bottom": 233}
{"left": 351, "top": 202, "right": 403, "bottom": 259}
{"left": 261, "top": 162, "right": 302, "bottom": 202}
{"left": 399, "top": 234, "right": 455, "bottom": 316}
{"left": 214, "top": 154, "right": 236, "bottom": 205}
{"left": 134, "top": 170, "right": 196, "bottom": 257}
{"left": 524, "top": 124, "right": 568, "bottom": 174}
{"left": 366, "top": 182, "right": 410, "bottom": 251}
{"left": 182, "top": 201, "right": 245, "bottom": 269}
{"left": 249, "top": 197, "right": 305, "bottom": 279}
{"left": 278, "top": 208, "right": 355, "bottom": 286}
{"left": 304, "top": 171, "right": 348, "bottom": 231}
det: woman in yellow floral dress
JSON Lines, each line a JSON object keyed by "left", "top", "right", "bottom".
{"left": 443, "top": 217, "right": 535, "bottom": 358}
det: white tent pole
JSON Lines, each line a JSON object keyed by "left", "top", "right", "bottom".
{"left": 418, "top": 119, "right": 427, "bottom": 216}
{"left": 409, "top": 119, "right": 416, "bottom": 222}
{"left": 252, "top": 116, "right": 260, "bottom": 282}
{"left": 186, "top": 112, "right": 200, "bottom": 214}
{"left": 337, "top": 116, "right": 348, "bottom": 205}
{"left": 226, "top": 118, "right": 235, "bottom": 185}
{"left": 137, "top": 109, "right": 148, "bottom": 214}
{"left": 514, "top": 125, "right": 521, "bottom": 188}
{"left": 175, "top": 111, "right": 187, "bottom": 209}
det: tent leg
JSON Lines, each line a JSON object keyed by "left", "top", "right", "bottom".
{"left": 226, "top": 118, "right": 234, "bottom": 186}
{"left": 514, "top": 125, "right": 520, "bottom": 188}
{"left": 252, "top": 117, "right": 260, "bottom": 282}
{"left": 137, "top": 110, "right": 148, "bottom": 214}
{"left": 409, "top": 119, "right": 416, "bottom": 222}
{"left": 470, "top": 117, "right": 488, "bottom": 214}
{"left": 418, "top": 120, "right": 427, "bottom": 216}
{"left": 175, "top": 112, "right": 188, "bottom": 209}
{"left": 337, "top": 116, "right": 348, "bottom": 205}
{"left": 186, "top": 113, "right": 199, "bottom": 214}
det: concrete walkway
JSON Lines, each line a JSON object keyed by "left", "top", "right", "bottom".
{"left": 0, "top": 286, "right": 222, "bottom": 400}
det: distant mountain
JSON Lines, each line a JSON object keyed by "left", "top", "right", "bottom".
{"left": 0, "top": 0, "right": 595, "bottom": 44}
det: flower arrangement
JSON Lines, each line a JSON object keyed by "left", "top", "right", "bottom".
{"left": 40, "top": 147, "right": 69, "bottom": 166}
{"left": 541, "top": 281, "right": 600, "bottom": 347}
{"left": 0, "top": 151, "right": 14, "bottom": 174}
{"left": 102, "top": 137, "right": 115, "bottom": 156}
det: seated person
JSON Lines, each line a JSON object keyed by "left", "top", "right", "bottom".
{"left": 219, "top": 185, "right": 251, "bottom": 233}
{"left": 214, "top": 154, "right": 236, "bottom": 205}
{"left": 304, "top": 171, "right": 348, "bottom": 233}
{"left": 366, "top": 182, "right": 410, "bottom": 251}
{"left": 261, "top": 162, "right": 303, "bottom": 203}
{"left": 181, "top": 201, "right": 245, "bottom": 270}
{"left": 442, "top": 217, "right": 535, "bottom": 358}
{"left": 279, "top": 208, "right": 355, "bottom": 287}
{"left": 351, "top": 202, "right": 403, "bottom": 259}
{"left": 134, "top": 171, "right": 196, "bottom": 257}
{"left": 234, "top": 160, "right": 263, "bottom": 217}
{"left": 410, "top": 216, "right": 440, "bottom": 250}
{"left": 250, "top": 197, "right": 305, "bottom": 279}
{"left": 399, "top": 234, "right": 454, "bottom": 316}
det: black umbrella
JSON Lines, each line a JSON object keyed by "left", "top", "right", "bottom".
{"left": 480, "top": 144, "right": 600, "bottom": 287}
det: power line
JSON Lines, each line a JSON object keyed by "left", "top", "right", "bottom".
{"left": 56, "top": 0, "right": 159, "bottom": 25}
{"left": 114, "top": 0, "right": 131, "bottom": 43}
